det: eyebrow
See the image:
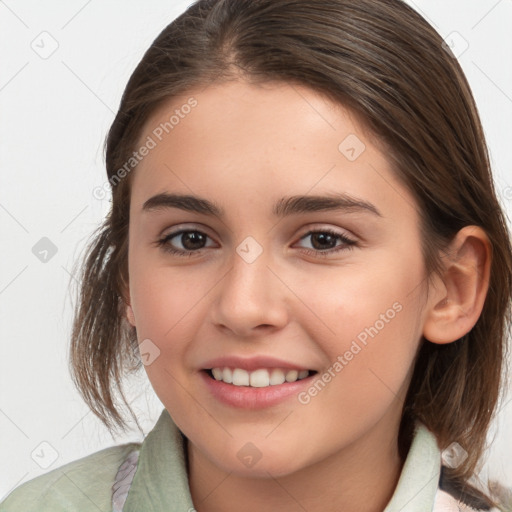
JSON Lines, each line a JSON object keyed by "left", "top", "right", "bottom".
{"left": 142, "top": 192, "right": 382, "bottom": 218}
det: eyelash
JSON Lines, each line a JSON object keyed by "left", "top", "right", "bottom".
{"left": 156, "top": 228, "right": 357, "bottom": 258}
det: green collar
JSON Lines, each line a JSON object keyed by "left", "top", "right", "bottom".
{"left": 123, "top": 409, "right": 193, "bottom": 511}
{"left": 123, "top": 409, "right": 440, "bottom": 511}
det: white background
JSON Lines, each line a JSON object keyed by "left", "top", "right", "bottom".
{"left": 1, "top": 0, "right": 511, "bottom": 500}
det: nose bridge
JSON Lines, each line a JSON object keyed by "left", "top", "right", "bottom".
{"left": 230, "top": 244, "right": 269, "bottom": 296}
{"left": 213, "top": 236, "right": 288, "bottom": 333}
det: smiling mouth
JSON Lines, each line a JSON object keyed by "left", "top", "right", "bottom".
{"left": 204, "top": 368, "right": 318, "bottom": 387}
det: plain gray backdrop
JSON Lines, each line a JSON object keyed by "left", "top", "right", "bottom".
{"left": 1, "top": 0, "right": 511, "bottom": 499}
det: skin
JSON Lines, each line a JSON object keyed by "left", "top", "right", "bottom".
{"left": 124, "top": 79, "right": 491, "bottom": 512}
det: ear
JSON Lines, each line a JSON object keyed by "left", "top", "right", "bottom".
{"left": 120, "top": 278, "right": 136, "bottom": 327}
{"left": 124, "top": 289, "right": 136, "bottom": 327}
{"left": 422, "top": 225, "right": 491, "bottom": 344}
{"left": 126, "top": 303, "right": 136, "bottom": 327}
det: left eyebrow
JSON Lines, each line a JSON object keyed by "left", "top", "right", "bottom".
{"left": 141, "top": 192, "right": 383, "bottom": 218}
{"left": 273, "top": 193, "right": 382, "bottom": 218}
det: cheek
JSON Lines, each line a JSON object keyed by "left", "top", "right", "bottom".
{"left": 297, "top": 289, "right": 421, "bottom": 441}
{"left": 128, "top": 262, "right": 208, "bottom": 410}
{"left": 311, "top": 250, "right": 424, "bottom": 386}
{"left": 128, "top": 257, "right": 219, "bottom": 394}
{"left": 129, "top": 253, "right": 209, "bottom": 337}
{"left": 313, "top": 255, "right": 420, "bottom": 339}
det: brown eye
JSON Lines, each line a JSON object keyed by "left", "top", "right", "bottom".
{"left": 296, "top": 229, "right": 357, "bottom": 257}
{"left": 309, "top": 232, "right": 338, "bottom": 250}
{"left": 177, "top": 231, "right": 207, "bottom": 250}
{"left": 157, "top": 229, "right": 214, "bottom": 256}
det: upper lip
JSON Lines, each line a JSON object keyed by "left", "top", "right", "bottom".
{"left": 202, "top": 356, "right": 315, "bottom": 372}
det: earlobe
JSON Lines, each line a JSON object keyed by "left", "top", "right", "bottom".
{"left": 422, "top": 226, "right": 491, "bottom": 345}
{"left": 126, "top": 303, "right": 136, "bottom": 327}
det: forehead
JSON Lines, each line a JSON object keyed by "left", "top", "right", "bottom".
{"left": 129, "top": 80, "right": 418, "bottom": 221}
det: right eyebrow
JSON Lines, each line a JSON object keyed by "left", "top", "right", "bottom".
{"left": 142, "top": 193, "right": 223, "bottom": 216}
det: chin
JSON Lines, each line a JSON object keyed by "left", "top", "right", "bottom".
{"left": 214, "top": 443, "right": 308, "bottom": 479}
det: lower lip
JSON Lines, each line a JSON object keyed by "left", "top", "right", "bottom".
{"left": 200, "top": 370, "right": 315, "bottom": 409}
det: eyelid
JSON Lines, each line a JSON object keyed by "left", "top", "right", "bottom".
{"left": 294, "top": 223, "right": 358, "bottom": 243}
{"left": 159, "top": 222, "right": 216, "bottom": 239}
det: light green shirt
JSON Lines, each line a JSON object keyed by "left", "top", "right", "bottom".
{"left": 0, "top": 408, "right": 495, "bottom": 511}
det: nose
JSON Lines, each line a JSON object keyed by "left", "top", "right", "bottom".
{"left": 210, "top": 246, "right": 290, "bottom": 337}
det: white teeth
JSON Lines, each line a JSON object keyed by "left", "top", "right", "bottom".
{"left": 269, "top": 368, "right": 286, "bottom": 385}
{"left": 285, "top": 370, "right": 298, "bottom": 382}
{"left": 212, "top": 368, "right": 223, "bottom": 381}
{"left": 232, "top": 368, "right": 250, "bottom": 386}
{"left": 250, "top": 369, "right": 269, "bottom": 387}
{"left": 223, "top": 367, "right": 233, "bottom": 384}
{"left": 210, "top": 367, "right": 311, "bottom": 387}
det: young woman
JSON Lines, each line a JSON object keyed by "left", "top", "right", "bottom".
{"left": 2, "top": 1, "right": 511, "bottom": 511}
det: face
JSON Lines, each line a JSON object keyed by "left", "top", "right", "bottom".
{"left": 125, "top": 79, "right": 430, "bottom": 478}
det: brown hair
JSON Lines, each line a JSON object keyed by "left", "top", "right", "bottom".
{"left": 69, "top": 0, "right": 512, "bottom": 508}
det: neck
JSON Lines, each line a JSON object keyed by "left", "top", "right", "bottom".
{"left": 187, "top": 414, "right": 405, "bottom": 512}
